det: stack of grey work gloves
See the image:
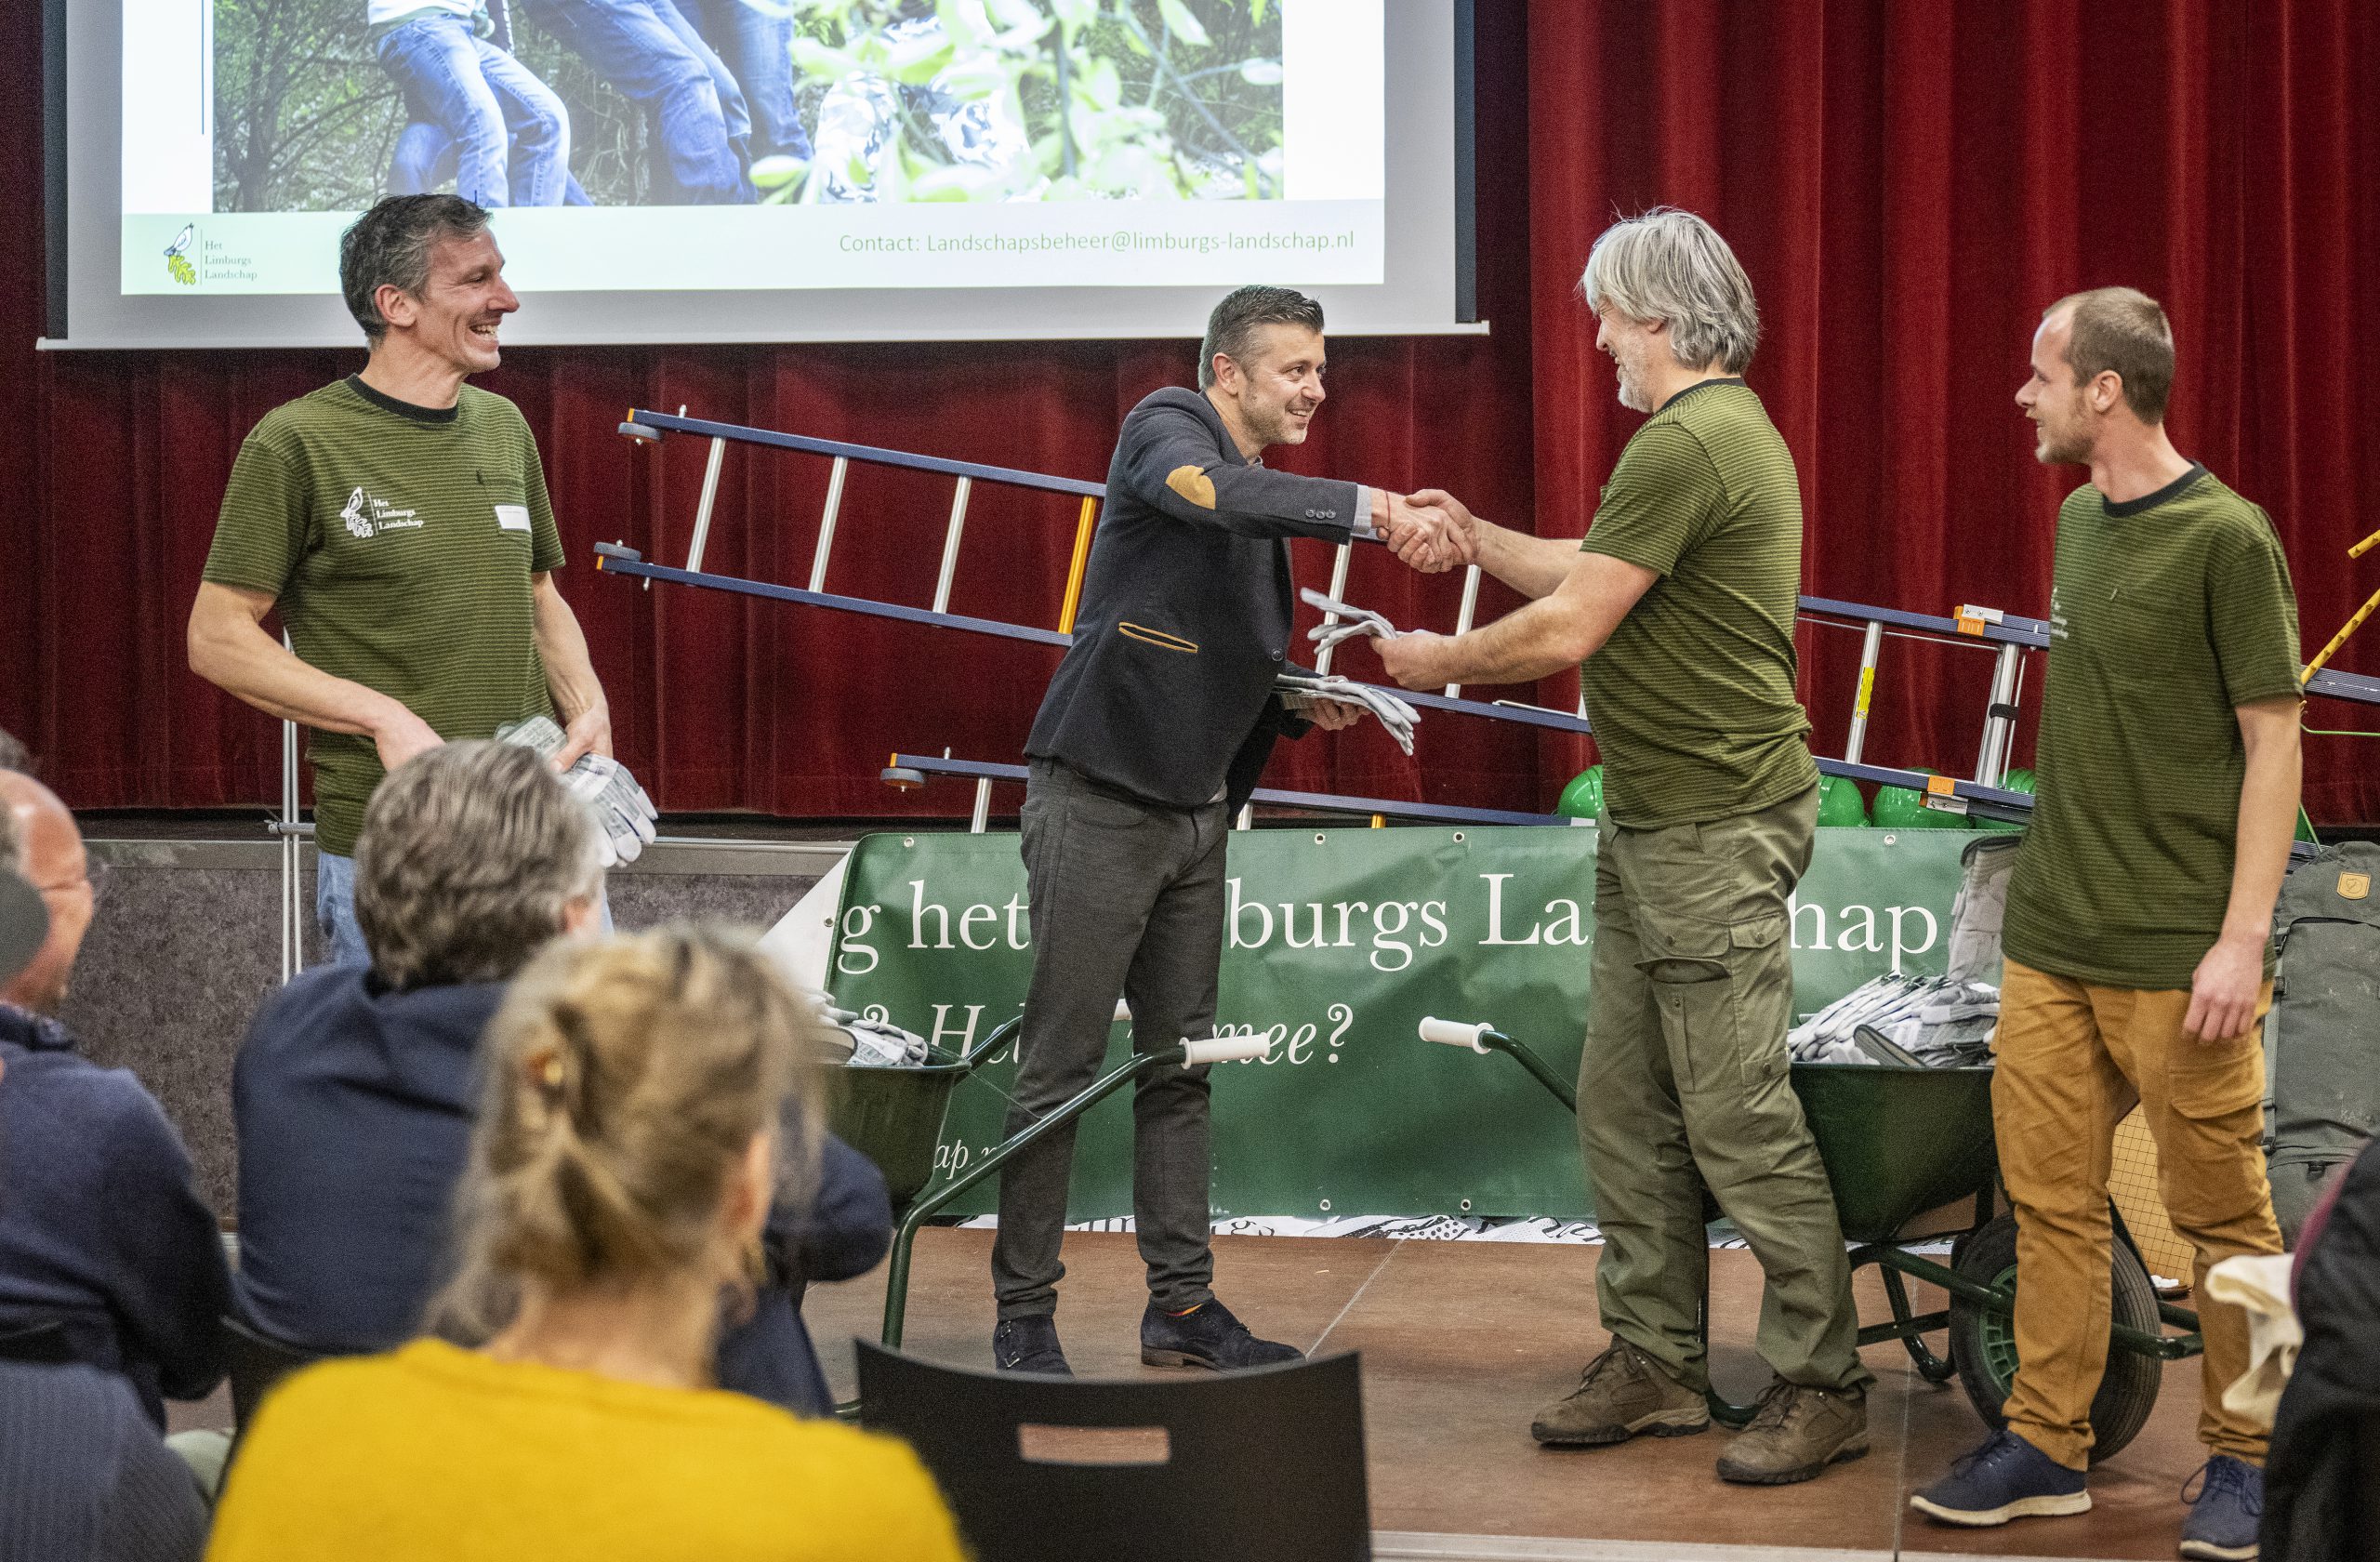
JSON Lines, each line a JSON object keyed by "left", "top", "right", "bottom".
{"left": 1278, "top": 589, "right": 1421, "bottom": 754}
{"left": 814, "top": 999, "right": 932, "bottom": 1068}
{"left": 494, "top": 717, "right": 658, "bottom": 866}
{"left": 1792, "top": 833, "right": 2018, "bottom": 1068}
{"left": 1787, "top": 974, "right": 2001, "bottom": 1068}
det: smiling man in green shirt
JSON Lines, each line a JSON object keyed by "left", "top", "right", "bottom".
{"left": 1381, "top": 208, "right": 1869, "bottom": 1489}
{"left": 1910, "top": 289, "right": 2299, "bottom": 1562}
{"left": 188, "top": 195, "right": 615, "bottom": 968}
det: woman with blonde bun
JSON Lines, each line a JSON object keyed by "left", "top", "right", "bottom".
{"left": 207, "top": 926, "right": 966, "bottom": 1562}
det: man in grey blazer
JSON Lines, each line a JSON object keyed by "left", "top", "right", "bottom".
{"left": 993, "top": 285, "right": 1462, "bottom": 1374}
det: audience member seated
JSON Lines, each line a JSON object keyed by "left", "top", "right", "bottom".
{"left": 232, "top": 741, "right": 891, "bottom": 1416}
{"left": 0, "top": 848, "right": 207, "bottom": 1562}
{"left": 2262, "top": 1135, "right": 2380, "bottom": 1560}
{"left": 209, "top": 927, "right": 966, "bottom": 1560}
{"left": 0, "top": 770, "right": 229, "bottom": 1424}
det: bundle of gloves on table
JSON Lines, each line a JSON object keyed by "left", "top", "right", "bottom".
{"left": 495, "top": 717, "right": 658, "bottom": 865}
{"left": 1787, "top": 973, "right": 2002, "bottom": 1068}
{"left": 1276, "top": 589, "right": 1423, "bottom": 754}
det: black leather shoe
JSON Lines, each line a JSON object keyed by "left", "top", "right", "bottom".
{"left": 993, "top": 1316, "right": 1073, "bottom": 1376}
{"left": 1141, "top": 1298, "right": 1304, "bottom": 1370}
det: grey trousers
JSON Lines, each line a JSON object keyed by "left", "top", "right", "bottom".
{"left": 1580, "top": 784, "right": 1872, "bottom": 1394}
{"left": 991, "top": 760, "right": 1228, "bottom": 1320}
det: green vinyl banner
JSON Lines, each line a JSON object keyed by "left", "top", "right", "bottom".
{"left": 828, "top": 825, "right": 1972, "bottom": 1221}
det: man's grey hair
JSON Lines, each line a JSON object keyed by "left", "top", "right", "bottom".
{"left": 354, "top": 741, "right": 604, "bottom": 991}
{"left": 1198, "top": 285, "right": 1326, "bottom": 390}
{"left": 1578, "top": 207, "right": 1761, "bottom": 376}
{"left": 339, "top": 195, "right": 492, "bottom": 343}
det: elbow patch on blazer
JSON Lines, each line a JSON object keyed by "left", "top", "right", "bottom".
{"left": 1165, "top": 465, "right": 1219, "bottom": 510}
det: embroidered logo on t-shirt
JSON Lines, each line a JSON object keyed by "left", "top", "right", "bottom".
{"left": 340, "top": 487, "right": 423, "bottom": 540}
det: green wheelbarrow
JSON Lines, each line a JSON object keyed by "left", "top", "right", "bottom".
{"left": 1416, "top": 1016, "right": 2201, "bottom": 1463}
{"left": 829, "top": 1014, "right": 1271, "bottom": 1356}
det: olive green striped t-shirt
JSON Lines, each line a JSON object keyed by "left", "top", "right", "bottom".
{"left": 1579, "top": 379, "right": 1818, "bottom": 829}
{"left": 2002, "top": 467, "right": 2302, "bottom": 988}
{"left": 201, "top": 377, "right": 565, "bottom": 856}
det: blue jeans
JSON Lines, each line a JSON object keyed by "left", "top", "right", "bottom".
{"left": 314, "top": 852, "right": 372, "bottom": 969}
{"left": 517, "top": 0, "right": 755, "bottom": 203}
{"left": 391, "top": 117, "right": 595, "bottom": 204}
{"left": 376, "top": 17, "right": 570, "bottom": 206}
{"left": 687, "top": 0, "right": 809, "bottom": 161}
{"left": 317, "top": 851, "right": 613, "bottom": 971}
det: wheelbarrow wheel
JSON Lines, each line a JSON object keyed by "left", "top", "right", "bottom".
{"left": 1946, "top": 1212, "right": 2162, "bottom": 1465}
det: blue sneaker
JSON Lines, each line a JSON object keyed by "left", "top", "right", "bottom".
{"left": 2178, "top": 1454, "right": 2262, "bottom": 1561}
{"left": 1910, "top": 1429, "right": 2092, "bottom": 1526}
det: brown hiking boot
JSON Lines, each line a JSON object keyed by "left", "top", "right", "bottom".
{"left": 1715, "top": 1380, "right": 1869, "bottom": 1485}
{"left": 1529, "top": 1340, "right": 1709, "bottom": 1447}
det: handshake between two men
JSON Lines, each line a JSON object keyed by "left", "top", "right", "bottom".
{"left": 1372, "top": 487, "right": 1475, "bottom": 576}
{"left": 1276, "top": 485, "right": 1481, "bottom": 742}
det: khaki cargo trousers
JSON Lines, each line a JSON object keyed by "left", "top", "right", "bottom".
{"left": 1580, "top": 785, "right": 1871, "bottom": 1395}
{"left": 1994, "top": 958, "right": 2283, "bottom": 1469}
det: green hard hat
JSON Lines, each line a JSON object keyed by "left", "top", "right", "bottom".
{"left": 1872, "top": 769, "right": 1969, "bottom": 830}
{"left": 1816, "top": 773, "right": 1869, "bottom": 827}
{"left": 1556, "top": 764, "right": 1604, "bottom": 820}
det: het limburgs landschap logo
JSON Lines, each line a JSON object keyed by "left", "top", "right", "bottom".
{"left": 340, "top": 487, "right": 422, "bottom": 540}
{"left": 164, "top": 225, "right": 196, "bottom": 286}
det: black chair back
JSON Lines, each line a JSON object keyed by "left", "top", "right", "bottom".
{"left": 856, "top": 1342, "right": 1369, "bottom": 1562}
{"left": 220, "top": 1315, "right": 325, "bottom": 1428}
{"left": 0, "top": 1318, "right": 73, "bottom": 1366}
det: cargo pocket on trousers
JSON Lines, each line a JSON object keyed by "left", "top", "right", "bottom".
{"left": 2164, "top": 1029, "right": 2268, "bottom": 1126}
{"left": 1633, "top": 908, "right": 1735, "bottom": 1095}
{"left": 1635, "top": 908, "right": 1791, "bottom": 1094}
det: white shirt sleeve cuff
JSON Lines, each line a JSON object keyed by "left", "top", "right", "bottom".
{"left": 1348, "top": 485, "right": 1378, "bottom": 537}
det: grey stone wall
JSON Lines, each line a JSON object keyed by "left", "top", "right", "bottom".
{"left": 59, "top": 838, "right": 842, "bottom": 1217}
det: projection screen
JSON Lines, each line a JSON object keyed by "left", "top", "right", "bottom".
{"left": 46, "top": 0, "right": 1478, "bottom": 349}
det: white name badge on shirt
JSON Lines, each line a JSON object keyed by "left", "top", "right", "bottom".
{"left": 494, "top": 505, "right": 533, "bottom": 534}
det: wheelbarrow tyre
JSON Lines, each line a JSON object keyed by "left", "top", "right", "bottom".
{"left": 1945, "top": 1212, "right": 2162, "bottom": 1466}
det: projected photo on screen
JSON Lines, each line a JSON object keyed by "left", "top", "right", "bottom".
{"left": 124, "top": 0, "right": 1384, "bottom": 296}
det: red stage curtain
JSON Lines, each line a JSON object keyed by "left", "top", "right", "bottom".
{"left": 0, "top": 4, "right": 1538, "bottom": 821}
{"left": 1527, "top": 0, "right": 2380, "bottom": 823}
{"left": 4, "top": 2, "right": 2375, "bottom": 824}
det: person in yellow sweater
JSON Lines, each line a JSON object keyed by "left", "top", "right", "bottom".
{"left": 206, "top": 926, "right": 969, "bottom": 1562}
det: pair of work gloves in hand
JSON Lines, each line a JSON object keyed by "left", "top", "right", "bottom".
{"left": 1276, "top": 589, "right": 1422, "bottom": 755}
{"left": 495, "top": 716, "right": 659, "bottom": 866}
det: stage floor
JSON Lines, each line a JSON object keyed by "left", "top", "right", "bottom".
{"left": 806, "top": 1228, "right": 2215, "bottom": 1562}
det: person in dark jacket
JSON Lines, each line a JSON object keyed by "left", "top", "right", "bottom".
{"left": 991, "top": 285, "right": 1467, "bottom": 1376}
{"left": 233, "top": 740, "right": 888, "bottom": 1416}
{"left": 0, "top": 771, "right": 230, "bottom": 1426}
{"left": 2263, "top": 1136, "right": 2380, "bottom": 1560}
{"left": 0, "top": 814, "right": 212, "bottom": 1562}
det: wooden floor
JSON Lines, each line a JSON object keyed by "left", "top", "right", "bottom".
{"left": 806, "top": 1228, "right": 2216, "bottom": 1561}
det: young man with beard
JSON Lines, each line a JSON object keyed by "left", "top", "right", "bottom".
{"left": 992, "top": 285, "right": 1466, "bottom": 1375}
{"left": 1911, "top": 288, "right": 2299, "bottom": 1562}
{"left": 189, "top": 195, "right": 617, "bottom": 969}
{"left": 1378, "top": 209, "right": 1871, "bottom": 1486}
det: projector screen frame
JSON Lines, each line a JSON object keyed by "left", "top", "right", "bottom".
{"left": 43, "top": 0, "right": 1485, "bottom": 351}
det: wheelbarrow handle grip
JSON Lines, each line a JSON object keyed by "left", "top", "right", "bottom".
{"left": 1181, "top": 1036, "right": 1270, "bottom": 1066}
{"left": 1418, "top": 1017, "right": 1493, "bottom": 1052}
